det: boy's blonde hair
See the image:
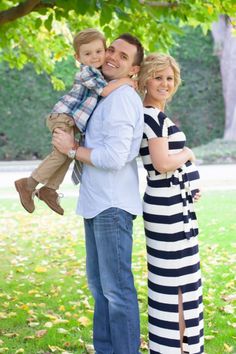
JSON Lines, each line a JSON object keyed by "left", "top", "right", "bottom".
{"left": 138, "top": 53, "right": 181, "bottom": 100}
{"left": 73, "top": 28, "right": 106, "bottom": 55}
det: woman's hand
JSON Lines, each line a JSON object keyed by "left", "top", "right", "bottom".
{"left": 184, "top": 147, "right": 196, "bottom": 162}
{"left": 52, "top": 128, "right": 75, "bottom": 155}
{"left": 193, "top": 189, "right": 202, "bottom": 202}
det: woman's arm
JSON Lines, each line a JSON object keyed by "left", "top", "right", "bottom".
{"left": 148, "top": 136, "right": 195, "bottom": 174}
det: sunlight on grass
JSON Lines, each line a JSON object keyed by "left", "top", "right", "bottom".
{"left": 0, "top": 191, "right": 235, "bottom": 353}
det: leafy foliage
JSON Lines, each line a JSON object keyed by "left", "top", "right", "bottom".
{"left": 0, "top": 0, "right": 236, "bottom": 87}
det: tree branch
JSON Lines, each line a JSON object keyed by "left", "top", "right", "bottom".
{"left": 0, "top": 0, "right": 55, "bottom": 26}
{"left": 139, "top": 0, "right": 178, "bottom": 7}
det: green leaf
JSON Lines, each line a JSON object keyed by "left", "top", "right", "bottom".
{"left": 44, "top": 13, "right": 53, "bottom": 32}
{"left": 102, "top": 25, "right": 112, "bottom": 39}
{"left": 114, "top": 6, "right": 130, "bottom": 21}
{"left": 50, "top": 75, "right": 65, "bottom": 90}
{"left": 35, "top": 18, "right": 42, "bottom": 30}
{"left": 100, "top": 5, "right": 113, "bottom": 26}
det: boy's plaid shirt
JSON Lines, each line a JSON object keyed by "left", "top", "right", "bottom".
{"left": 52, "top": 65, "right": 107, "bottom": 132}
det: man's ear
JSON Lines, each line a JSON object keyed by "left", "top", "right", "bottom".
{"left": 129, "top": 65, "right": 140, "bottom": 77}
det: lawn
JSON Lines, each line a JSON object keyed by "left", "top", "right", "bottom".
{"left": 0, "top": 191, "right": 235, "bottom": 354}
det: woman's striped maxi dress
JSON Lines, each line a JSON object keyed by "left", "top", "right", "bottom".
{"left": 140, "top": 107, "right": 204, "bottom": 354}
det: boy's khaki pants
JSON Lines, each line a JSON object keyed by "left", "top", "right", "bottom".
{"left": 31, "top": 113, "right": 76, "bottom": 190}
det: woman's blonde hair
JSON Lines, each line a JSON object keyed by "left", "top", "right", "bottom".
{"left": 138, "top": 53, "right": 181, "bottom": 100}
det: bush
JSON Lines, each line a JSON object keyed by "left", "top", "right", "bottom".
{"left": 0, "top": 56, "right": 77, "bottom": 160}
{"left": 169, "top": 27, "right": 225, "bottom": 147}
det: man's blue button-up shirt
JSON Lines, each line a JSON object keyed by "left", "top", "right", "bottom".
{"left": 76, "top": 84, "right": 144, "bottom": 219}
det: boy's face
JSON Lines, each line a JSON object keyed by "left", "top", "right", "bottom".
{"left": 76, "top": 39, "right": 106, "bottom": 68}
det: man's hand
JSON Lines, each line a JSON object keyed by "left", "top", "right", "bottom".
{"left": 52, "top": 128, "right": 75, "bottom": 155}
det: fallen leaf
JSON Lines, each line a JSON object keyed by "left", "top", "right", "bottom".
{"left": 3, "top": 333, "right": 19, "bottom": 338}
{"left": 23, "top": 336, "right": 35, "bottom": 341}
{"left": 140, "top": 337, "right": 148, "bottom": 349}
{"left": 53, "top": 319, "right": 69, "bottom": 325}
{"left": 19, "top": 305, "right": 28, "bottom": 311}
{"left": 85, "top": 344, "right": 95, "bottom": 354}
{"left": 34, "top": 266, "right": 47, "bottom": 273}
{"left": 222, "top": 294, "right": 236, "bottom": 302}
{"left": 35, "top": 329, "right": 47, "bottom": 338}
{"left": 28, "top": 322, "right": 39, "bottom": 327}
{"left": 28, "top": 289, "right": 39, "bottom": 295}
{"left": 16, "top": 268, "right": 24, "bottom": 273}
{"left": 223, "top": 343, "right": 234, "bottom": 352}
{"left": 8, "top": 312, "right": 17, "bottom": 318}
{"left": 48, "top": 345, "right": 64, "bottom": 352}
{"left": 44, "top": 321, "right": 53, "bottom": 328}
{"left": 205, "top": 335, "right": 215, "bottom": 340}
{"left": 57, "top": 328, "right": 68, "bottom": 334}
{"left": 78, "top": 316, "right": 90, "bottom": 327}
{"left": 0, "top": 313, "right": 7, "bottom": 319}
{"left": 221, "top": 305, "right": 235, "bottom": 314}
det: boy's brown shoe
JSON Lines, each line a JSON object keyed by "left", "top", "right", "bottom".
{"left": 14, "top": 178, "right": 35, "bottom": 213}
{"left": 36, "top": 186, "right": 64, "bottom": 215}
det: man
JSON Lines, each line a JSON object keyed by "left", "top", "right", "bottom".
{"left": 53, "top": 33, "right": 144, "bottom": 354}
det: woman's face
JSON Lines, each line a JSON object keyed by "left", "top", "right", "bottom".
{"left": 145, "top": 66, "right": 175, "bottom": 106}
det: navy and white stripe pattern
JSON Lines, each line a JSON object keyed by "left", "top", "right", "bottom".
{"left": 140, "top": 107, "right": 204, "bottom": 353}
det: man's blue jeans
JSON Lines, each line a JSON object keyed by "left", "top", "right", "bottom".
{"left": 84, "top": 208, "right": 140, "bottom": 354}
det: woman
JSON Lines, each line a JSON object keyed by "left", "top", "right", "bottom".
{"left": 139, "top": 53, "right": 204, "bottom": 354}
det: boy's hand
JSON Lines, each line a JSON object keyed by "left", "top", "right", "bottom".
{"left": 123, "top": 78, "right": 138, "bottom": 90}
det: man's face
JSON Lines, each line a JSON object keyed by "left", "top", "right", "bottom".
{"left": 102, "top": 39, "right": 139, "bottom": 80}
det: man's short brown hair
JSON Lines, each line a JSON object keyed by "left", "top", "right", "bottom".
{"left": 115, "top": 33, "right": 144, "bottom": 66}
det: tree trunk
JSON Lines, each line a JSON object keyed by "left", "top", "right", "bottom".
{"left": 212, "top": 16, "right": 236, "bottom": 140}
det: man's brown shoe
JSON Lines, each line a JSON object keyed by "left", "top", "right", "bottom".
{"left": 14, "top": 178, "right": 35, "bottom": 213}
{"left": 36, "top": 186, "right": 64, "bottom": 215}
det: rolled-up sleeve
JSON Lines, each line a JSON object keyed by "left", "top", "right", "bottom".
{"left": 90, "top": 87, "right": 138, "bottom": 170}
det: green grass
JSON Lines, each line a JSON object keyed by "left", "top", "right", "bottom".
{"left": 196, "top": 192, "right": 236, "bottom": 354}
{"left": 0, "top": 191, "right": 236, "bottom": 354}
{"left": 193, "top": 139, "right": 236, "bottom": 165}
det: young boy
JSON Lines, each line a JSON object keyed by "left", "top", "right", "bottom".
{"left": 15, "top": 28, "right": 136, "bottom": 215}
